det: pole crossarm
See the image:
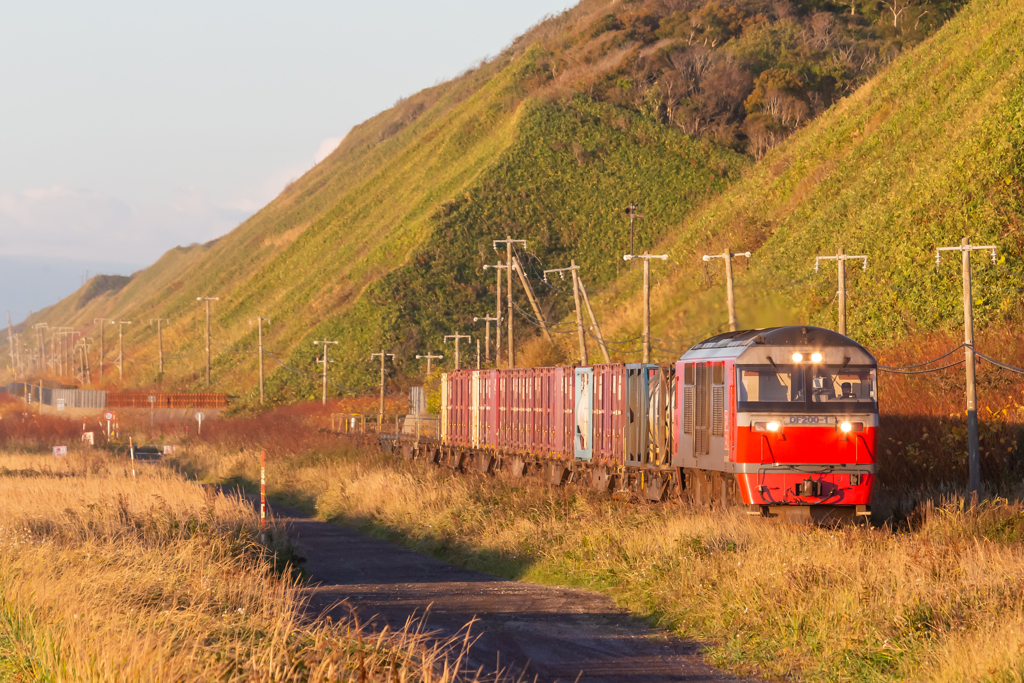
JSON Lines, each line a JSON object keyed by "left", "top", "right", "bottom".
{"left": 542, "top": 264, "right": 579, "bottom": 282}
{"left": 936, "top": 243, "right": 998, "bottom": 264}
{"left": 814, "top": 253, "right": 867, "bottom": 271}
{"left": 493, "top": 237, "right": 526, "bottom": 368}
{"left": 415, "top": 352, "right": 443, "bottom": 378}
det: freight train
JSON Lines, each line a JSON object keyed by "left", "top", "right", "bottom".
{"left": 387, "top": 326, "right": 877, "bottom": 523}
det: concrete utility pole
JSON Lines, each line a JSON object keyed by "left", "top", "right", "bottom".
{"left": 702, "top": 249, "right": 752, "bottom": 332}
{"left": 814, "top": 248, "right": 868, "bottom": 336}
{"left": 80, "top": 337, "right": 93, "bottom": 385}
{"left": 92, "top": 319, "right": 105, "bottom": 381}
{"left": 444, "top": 332, "right": 472, "bottom": 371}
{"left": 250, "top": 317, "right": 271, "bottom": 405}
{"left": 313, "top": 339, "right": 338, "bottom": 405}
{"left": 150, "top": 318, "right": 170, "bottom": 375}
{"left": 625, "top": 204, "right": 645, "bottom": 262}
{"left": 473, "top": 315, "right": 499, "bottom": 362}
{"left": 937, "top": 237, "right": 997, "bottom": 496}
{"left": 623, "top": 252, "right": 668, "bottom": 363}
{"left": 415, "top": 352, "right": 443, "bottom": 379}
{"left": 197, "top": 297, "right": 219, "bottom": 388}
{"left": 370, "top": 350, "right": 396, "bottom": 427}
{"left": 492, "top": 236, "right": 526, "bottom": 368}
{"left": 35, "top": 323, "right": 49, "bottom": 376}
{"left": 544, "top": 260, "right": 589, "bottom": 366}
{"left": 111, "top": 321, "right": 131, "bottom": 381}
{"left": 511, "top": 257, "right": 553, "bottom": 344}
{"left": 482, "top": 261, "right": 507, "bottom": 365}
{"left": 476, "top": 339, "right": 481, "bottom": 369}
{"left": 56, "top": 327, "right": 73, "bottom": 377}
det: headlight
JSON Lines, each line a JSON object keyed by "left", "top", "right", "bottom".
{"left": 840, "top": 421, "right": 852, "bottom": 433}
{"left": 838, "top": 421, "right": 864, "bottom": 433}
{"left": 811, "top": 352, "right": 823, "bottom": 363}
{"left": 767, "top": 421, "right": 780, "bottom": 432}
{"left": 791, "top": 352, "right": 803, "bottom": 362}
{"left": 752, "top": 421, "right": 782, "bottom": 433}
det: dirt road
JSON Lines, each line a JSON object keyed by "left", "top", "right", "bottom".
{"left": 272, "top": 502, "right": 759, "bottom": 683}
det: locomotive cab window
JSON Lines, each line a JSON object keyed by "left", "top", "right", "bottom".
{"left": 737, "top": 364, "right": 877, "bottom": 413}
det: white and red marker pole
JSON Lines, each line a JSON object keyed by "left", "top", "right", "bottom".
{"left": 129, "top": 436, "right": 136, "bottom": 479}
{"left": 260, "top": 450, "right": 266, "bottom": 545}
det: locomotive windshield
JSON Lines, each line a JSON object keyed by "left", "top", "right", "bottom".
{"left": 737, "top": 365, "right": 876, "bottom": 413}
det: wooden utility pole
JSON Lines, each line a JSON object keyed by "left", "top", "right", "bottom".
{"left": 34, "top": 323, "right": 48, "bottom": 376}
{"left": 111, "top": 321, "right": 131, "bottom": 381}
{"left": 444, "top": 332, "right": 471, "bottom": 370}
{"left": 814, "top": 249, "right": 868, "bottom": 336}
{"left": 314, "top": 339, "right": 338, "bottom": 405}
{"left": 482, "top": 262, "right": 506, "bottom": 364}
{"left": 250, "top": 317, "right": 270, "bottom": 405}
{"left": 370, "top": 350, "right": 396, "bottom": 427}
{"left": 473, "top": 315, "right": 499, "bottom": 362}
{"left": 511, "top": 257, "right": 553, "bottom": 344}
{"left": 702, "top": 249, "right": 752, "bottom": 332}
{"left": 625, "top": 204, "right": 645, "bottom": 261}
{"left": 5, "top": 312, "right": 13, "bottom": 378}
{"left": 577, "top": 277, "right": 610, "bottom": 363}
{"left": 92, "top": 319, "right": 105, "bottom": 381}
{"left": 544, "top": 260, "right": 588, "bottom": 365}
{"left": 492, "top": 237, "right": 526, "bottom": 368}
{"left": 623, "top": 252, "right": 668, "bottom": 363}
{"left": 937, "top": 238, "right": 997, "bottom": 496}
{"left": 197, "top": 297, "right": 219, "bottom": 388}
{"left": 415, "top": 352, "right": 443, "bottom": 379}
{"left": 150, "top": 318, "right": 170, "bottom": 375}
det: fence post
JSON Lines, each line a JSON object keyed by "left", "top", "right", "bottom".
{"left": 260, "top": 450, "right": 267, "bottom": 545}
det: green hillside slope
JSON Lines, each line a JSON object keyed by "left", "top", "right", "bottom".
{"left": 584, "top": 0, "right": 1023, "bottom": 360}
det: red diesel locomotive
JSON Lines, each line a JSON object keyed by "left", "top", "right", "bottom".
{"left": 408, "top": 325, "right": 876, "bottom": 522}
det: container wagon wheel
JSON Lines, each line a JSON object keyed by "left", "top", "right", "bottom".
{"left": 510, "top": 456, "right": 526, "bottom": 477}
{"left": 590, "top": 466, "right": 613, "bottom": 492}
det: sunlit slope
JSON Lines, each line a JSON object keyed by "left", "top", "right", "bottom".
{"left": 262, "top": 96, "right": 747, "bottom": 401}
{"left": 588, "top": 0, "right": 1024, "bottom": 360}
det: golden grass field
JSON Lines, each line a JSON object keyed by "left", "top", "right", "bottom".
{"left": 0, "top": 449, "right": 500, "bottom": 683}
{"left": 175, "top": 441, "right": 1024, "bottom": 683}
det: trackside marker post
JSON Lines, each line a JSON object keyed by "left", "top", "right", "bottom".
{"left": 260, "top": 450, "right": 267, "bottom": 545}
{"left": 130, "top": 436, "right": 136, "bottom": 479}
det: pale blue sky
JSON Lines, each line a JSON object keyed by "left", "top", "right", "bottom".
{"left": 0, "top": 1, "right": 577, "bottom": 322}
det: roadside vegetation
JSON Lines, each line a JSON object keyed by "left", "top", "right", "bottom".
{"left": 175, "top": 436, "right": 1024, "bottom": 683}
{"left": 0, "top": 445, "right": 500, "bottom": 682}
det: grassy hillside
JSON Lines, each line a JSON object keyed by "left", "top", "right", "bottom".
{"left": 583, "top": 0, "right": 1024, "bottom": 360}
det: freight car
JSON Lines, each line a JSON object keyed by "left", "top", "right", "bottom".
{"left": 390, "top": 326, "right": 877, "bottom": 523}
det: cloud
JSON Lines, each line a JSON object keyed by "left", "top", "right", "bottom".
{"left": 314, "top": 137, "right": 343, "bottom": 164}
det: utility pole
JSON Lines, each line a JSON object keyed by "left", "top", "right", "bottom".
{"left": 702, "top": 249, "right": 752, "bottom": 332}
{"left": 34, "top": 323, "right": 48, "bottom": 377}
{"left": 197, "top": 297, "right": 219, "bottom": 388}
{"left": 370, "top": 350, "right": 396, "bottom": 427}
{"left": 937, "top": 237, "right": 997, "bottom": 496}
{"left": 150, "top": 318, "right": 170, "bottom": 375}
{"left": 5, "top": 312, "right": 13, "bottom": 378}
{"left": 482, "top": 261, "right": 507, "bottom": 365}
{"left": 625, "top": 204, "right": 645, "bottom": 262}
{"left": 111, "top": 321, "right": 131, "bottom": 381}
{"left": 544, "top": 260, "right": 589, "bottom": 365}
{"left": 56, "top": 327, "right": 73, "bottom": 377}
{"left": 313, "top": 339, "right": 338, "bottom": 405}
{"left": 492, "top": 236, "right": 526, "bottom": 368}
{"left": 444, "top": 332, "right": 472, "bottom": 371}
{"left": 415, "top": 352, "right": 443, "bottom": 379}
{"left": 250, "top": 317, "right": 271, "bottom": 405}
{"left": 476, "top": 339, "right": 481, "bottom": 369}
{"left": 473, "top": 315, "right": 499, "bottom": 362}
{"left": 80, "top": 337, "right": 93, "bottom": 385}
{"left": 623, "top": 252, "right": 668, "bottom": 363}
{"left": 92, "top": 319, "right": 105, "bottom": 381}
{"left": 511, "top": 257, "right": 553, "bottom": 344}
{"left": 814, "top": 248, "right": 868, "bottom": 336}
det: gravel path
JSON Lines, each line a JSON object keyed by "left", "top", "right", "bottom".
{"left": 270, "top": 501, "right": 761, "bottom": 683}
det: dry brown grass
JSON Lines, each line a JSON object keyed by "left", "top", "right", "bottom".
{"left": 176, "top": 441, "right": 1024, "bottom": 682}
{"left": 0, "top": 450, "right": 502, "bottom": 682}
